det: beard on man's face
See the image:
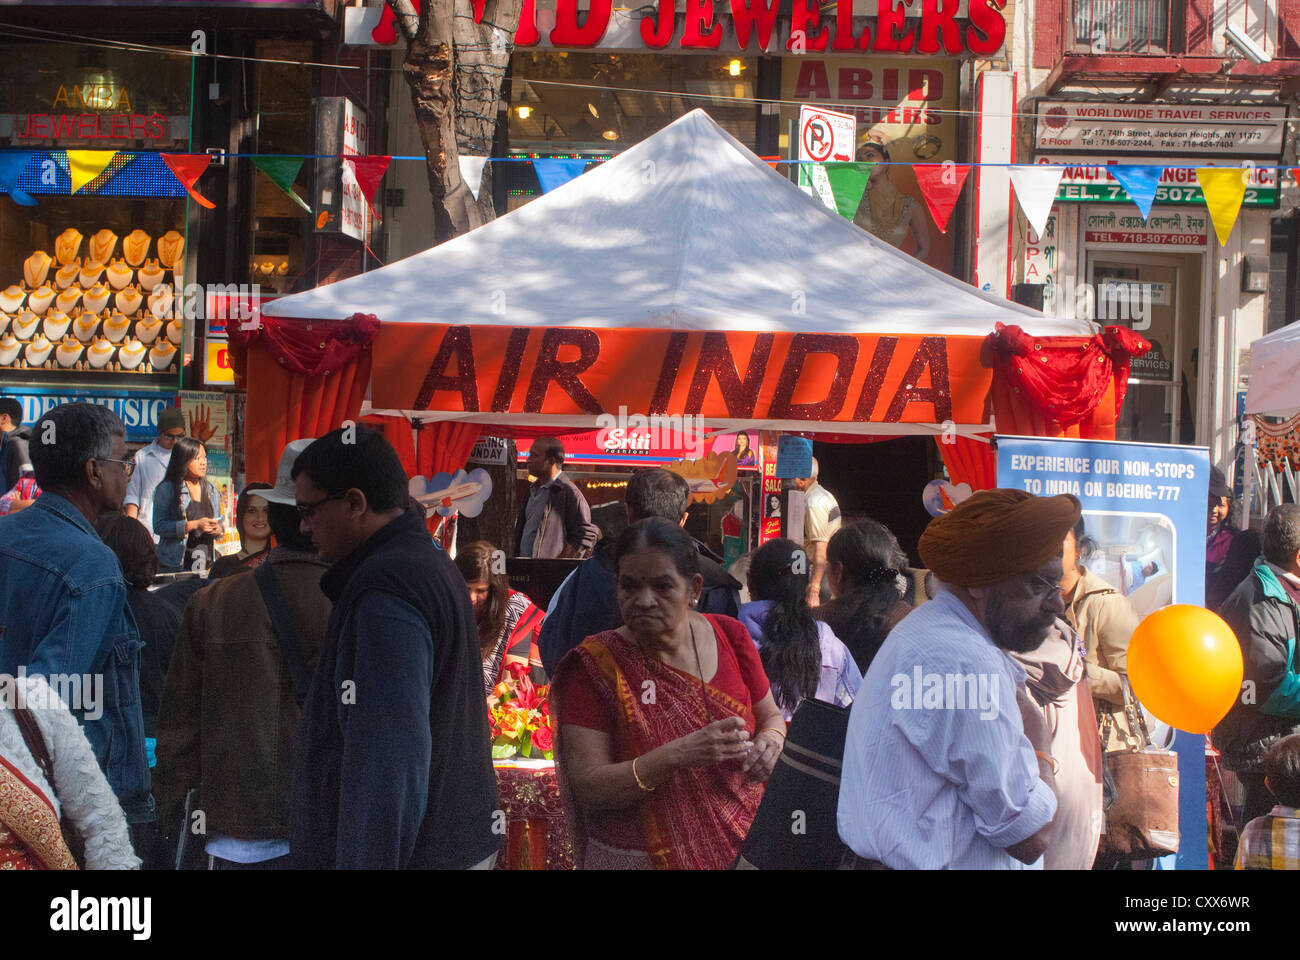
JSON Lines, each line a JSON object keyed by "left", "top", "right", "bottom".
{"left": 985, "top": 588, "right": 1058, "bottom": 654}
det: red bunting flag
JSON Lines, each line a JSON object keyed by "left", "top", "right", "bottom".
{"left": 913, "top": 163, "right": 971, "bottom": 234}
{"left": 344, "top": 155, "right": 391, "bottom": 222}
{"left": 161, "top": 153, "right": 216, "bottom": 209}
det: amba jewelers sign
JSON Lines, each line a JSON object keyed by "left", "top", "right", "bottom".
{"left": 15, "top": 82, "right": 169, "bottom": 143}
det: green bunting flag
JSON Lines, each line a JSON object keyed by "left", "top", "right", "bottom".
{"left": 823, "top": 162, "right": 874, "bottom": 220}
{"left": 802, "top": 162, "right": 873, "bottom": 220}
{"left": 252, "top": 156, "right": 311, "bottom": 214}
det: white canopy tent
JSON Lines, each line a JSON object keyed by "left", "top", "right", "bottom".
{"left": 259, "top": 109, "right": 1092, "bottom": 438}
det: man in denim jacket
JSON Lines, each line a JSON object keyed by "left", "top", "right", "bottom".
{"left": 0, "top": 403, "right": 154, "bottom": 846}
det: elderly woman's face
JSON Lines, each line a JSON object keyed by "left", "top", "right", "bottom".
{"left": 617, "top": 547, "right": 702, "bottom": 641}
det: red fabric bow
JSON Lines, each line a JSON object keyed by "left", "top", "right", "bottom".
{"left": 228, "top": 311, "right": 380, "bottom": 383}
{"left": 982, "top": 323, "right": 1150, "bottom": 430}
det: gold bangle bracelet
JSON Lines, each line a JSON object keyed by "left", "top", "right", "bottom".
{"left": 757, "top": 727, "right": 786, "bottom": 739}
{"left": 1034, "top": 750, "right": 1060, "bottom": 775}
{"left": 632, "top": 755, "right": 656, "bottom": 792}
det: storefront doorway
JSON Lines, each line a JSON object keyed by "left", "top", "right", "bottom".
{"left": 1086, "top": 251, "right": 1204, "bottom": 445}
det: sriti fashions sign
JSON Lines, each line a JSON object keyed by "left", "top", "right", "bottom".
{"left": 1039, "top": 157, "right": 1279, "bottom": 208}
{"left": 1035, "top": 102, "right": 1287, "bottom": 157}
{"left": 348, "top": 0, "right": 1009, "bottom": 53}
{"left": 376, "top": 325, "right": 988, "bottom": 427}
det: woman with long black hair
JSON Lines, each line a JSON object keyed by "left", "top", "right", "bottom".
{"left": 454, "top": 540, "right": 546, "bottom": 693}
{"left": 737, "top": 538, "right": 860, "bottom": 721}
{"left": 152, "top": 437, "right": 223, "bottom": 574}
{"left": 814, "top": 519, "right": 913, "bottom": 674}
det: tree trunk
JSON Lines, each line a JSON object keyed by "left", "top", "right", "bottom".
{"left": 387, "top": 0, "right": 522, "bottom": 244}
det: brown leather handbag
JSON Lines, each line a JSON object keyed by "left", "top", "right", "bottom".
{"left": 1097, "top": 676, "right": 1179, "bottom": 861}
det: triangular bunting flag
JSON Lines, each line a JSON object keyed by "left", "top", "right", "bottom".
{"left": 822, "top": 162, "right": 873, "bottom": 220}
{"left": 0, "top": 152, "right": 37, "bottom": 206}
{"left": 1108, "top": 165, "right": 1164, "bottom": 220}
{"left": 252, "top": 156, "right": 311, "bottom": 213}
{"left": 458, "top": 155, "right": 488, "bottom": 202}
{"left": 160, "top": 153, "right": 215, "bottom": 209}
{"left": 1196, "top": 168, "right": 1249, "bottom": 246}
{"left": 344, "top": 155, "right": 390, "bottom": 221}
{"left": 67, "top": 150, "right": 117, "bottom": 195}
{"left": 914, "top": 163, "right": 971, "bottom": 233}
{"left": 533, "top": 159, "right": 587, "bottom": 193}
{"left": 1008, "top": 165, "right": 1065, "bottom": 241}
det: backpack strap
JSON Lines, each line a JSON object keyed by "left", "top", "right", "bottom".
{"left": 254, "top": 562, "right": 310, "bottom": 709}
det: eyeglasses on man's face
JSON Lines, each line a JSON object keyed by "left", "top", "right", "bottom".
{"left": 296, "top": 491, "right": 346, "bottom": 521}
{"left": 1025, "top": 571, "right": 1063, "bottom": 601}
{"left": 97, "top": 457, "right": 135, "bottom": 477}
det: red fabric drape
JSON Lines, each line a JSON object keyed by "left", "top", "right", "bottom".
{"left": 936, "top": 435, "right": 996, "bottom": 491}
{"left": 360, "top": 415, "right": 417, "bottom": 477}
{"left": 415, "top": 421, "right": 482, "bottom": 480}
{"left": 241, "top": 346, "right": 371, "bottom": 486}
{"left": 229, "top": 311, "right": 379, "bottom": 486}
{"left": 982, "top": 323, "right": 1150, "bottom": 441}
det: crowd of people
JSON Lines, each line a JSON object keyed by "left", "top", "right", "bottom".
{"left": 0, "top": 399, "right": 1297, "bottom": 871}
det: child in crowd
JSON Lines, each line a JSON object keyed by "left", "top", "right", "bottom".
{"left": 1235, "top": 734, "right": 1300, "bottom": 869}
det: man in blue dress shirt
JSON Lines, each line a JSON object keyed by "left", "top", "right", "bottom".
{"left": 838, "top": 489, "right": 1081, "bottom": 869}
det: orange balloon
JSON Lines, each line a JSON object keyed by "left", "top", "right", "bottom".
{"left": 1127, "top": 604, "right": 1243, "bottom": 734}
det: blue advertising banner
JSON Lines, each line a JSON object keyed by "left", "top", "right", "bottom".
{"left": 996, "top": 435, "right": 1212, "bottom": 870}
{"left": 9, "top": 387, "right": 174, "bottom": 442}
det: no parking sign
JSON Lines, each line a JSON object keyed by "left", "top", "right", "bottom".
{"left": 797, "top": 106, "right": 855, "bottom": 211}
{"left": 797, "top": 105, "right": 855, "bottom": 164}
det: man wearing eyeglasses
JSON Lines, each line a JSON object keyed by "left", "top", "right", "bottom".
{"left": 838, "top": 489, "right": 1080, "bottom": 870}
{"left": 0, "top": 402, "right": 154, "bottom": 859}
{"left": 124, "top": 406, "right": 186, "bottom": 544}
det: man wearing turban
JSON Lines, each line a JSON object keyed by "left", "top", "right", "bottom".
{"left": 837, "top": 489, "right": 1080, "bottom": 869}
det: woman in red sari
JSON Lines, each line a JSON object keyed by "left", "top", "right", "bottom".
{"left": 0, "top": 674, "right": 139, "bottom": 869}
{"left": 553, "top": 517, "right": 785, "bottom": 869}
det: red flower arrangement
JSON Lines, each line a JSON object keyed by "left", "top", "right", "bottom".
{"left": 487, "top": 661, "right": 554, "bottom": 760}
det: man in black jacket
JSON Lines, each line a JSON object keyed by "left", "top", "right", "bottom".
{"left": 288, "top": 426, "right": 500, "bottom": 869}
{"left": 538, "top": 467, "right": 741, "bottom": 676}
{"left": 514, "top": 437, "right": 598, "bottom": 559}
{"left": 1215, "top": 503, "right": 1300, "bottom": 823}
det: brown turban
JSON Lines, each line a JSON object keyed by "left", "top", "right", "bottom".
{"left": 919, "top": 488, "right": 1081, "bottom": 589}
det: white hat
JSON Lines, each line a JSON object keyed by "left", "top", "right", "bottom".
{"left": 258, "top": 438, "right": 316, "bottom": 506}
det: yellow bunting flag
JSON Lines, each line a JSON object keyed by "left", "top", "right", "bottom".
{"left": 1195, "top": 168, "right": 1249, "bottom": 246}
{"left": 66, "top": 150, "right": 118, "bottom": 195}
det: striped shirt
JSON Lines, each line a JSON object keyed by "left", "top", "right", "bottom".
{"left": 1234, "top": 805, "right": 1300, "bottom": 870}
{"left": 837, "top": 589, "right": 1057, "bottom": 869}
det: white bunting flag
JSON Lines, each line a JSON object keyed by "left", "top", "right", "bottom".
{"left": 458, "top": 156, "right": 489, "bottom": 202}
{"left": 1008, "top": 165, "right": 1065, "bottom": 242}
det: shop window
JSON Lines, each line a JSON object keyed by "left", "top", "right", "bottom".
{"left": 0, "top": 44, "right": 191, "bottom": 386}
{"left": 505, "top": 52, "right": 757, "bottom": 209}
{"left": 251, "top": 39, "right": 313, "bottom": 294}
{"left": 1071, "top": 0, "right": 1185, "bottom": 55}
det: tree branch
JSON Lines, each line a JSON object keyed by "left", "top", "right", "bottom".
{"left": 384, "top": 0, "right": 420, "bottom": 43}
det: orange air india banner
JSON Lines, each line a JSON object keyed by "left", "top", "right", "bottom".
{"left": 374, "top": 325, "right": 990, "bottom": 427}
